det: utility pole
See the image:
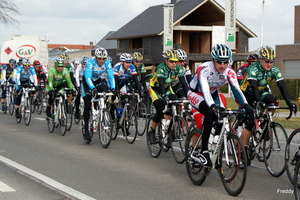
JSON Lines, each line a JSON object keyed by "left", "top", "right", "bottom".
{"left": 261, "top": 0, "right": 265, "bottom": 47}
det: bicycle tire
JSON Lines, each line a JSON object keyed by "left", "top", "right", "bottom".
{"left": 16, "top": 106, "right": 22, "bottom": 123}
{"left": 294, "top": 159, "right": 300, "bottom": 200}
{"left": 59, "top": 101, "right": 67, "bottom": 136}
{"left": 24, "top": 98, "right": 31, "bottom": 126}
{"left": 9, "top": 96, "right": 15, "bottom": 115}
{"left": 263, "top": 122, "right": 287, "bottom": 177}
{"left": 171, "top": 116, "right": 188, "bottom": 164}
{"left": 124, "top": 105, "right": 138, "bottom": 144}
{"left": 30, "top": 96, "right": 35, "bottom": 113}
{"left": 146, "top": 115, "right": 162, "bottom": 158}
{"left": 111, "top": 118, "right": 120, "bottom": 140}
{"left": 219, "top": 132, "right": 247, "bottom": 196}
{"left": 285, "top": 128, "right": 300, "bottom": 185}
{"left": 136, "top": 101, "right": 148, "bottom": 136}
{"left": 99, "top": 108, "right": 113, "bottom": 148}
{"left": 185, "top": 128, "right": 207, "bottom": 185}
{"left": 65, "top": 100, "right": 73, "bottom": 131}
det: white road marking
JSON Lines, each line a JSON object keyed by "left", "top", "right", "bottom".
{"left": 0, "top": 181, "right": 16, "bottom": 192}
{"left": 0, "top": 155, "right": 96, "bottom": 200}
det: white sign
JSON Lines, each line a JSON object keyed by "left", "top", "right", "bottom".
{"left": 225, "top": 0, "right": 236, "bottom": 50}
{"left": 163, "top": 4, "right": 174, "bottom": 52}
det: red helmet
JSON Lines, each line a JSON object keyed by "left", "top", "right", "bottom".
{"left": 34, "top": 60, "right": 41, "bottom": 65}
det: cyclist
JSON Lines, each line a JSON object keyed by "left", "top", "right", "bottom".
{"left": 187, "top": 44, "right": 253, "bottom": 167}
{"left": 1, "top": 58, "right": 17, "bottom": 111}
{"left": 33, "top": 60, "right": 48, "bottom": 86}
{"left": 175, "top": 49, "right": 192, "bottom": 87}
{"left": 240, "top": 46, "right": 297, "bottom": 159}
{"left": 131, "top": 52, "right": 148, "bottom": 94}
{"left": 14, "top": 58, "right": 38, "bottom": 119}
{"left": 236, "top": 53, "right": 259, "bottom": 85}
{"left": 110, "top": 53, "right": 143, "bottom": 122}
{"left": 148, "top": 49, "right": 189, "bottom": 146}
{"left": 46, "top": 58, "right": 74, "bottom": 118}
{"left": 81, "top": 47, "right": 116, "bottom": 143}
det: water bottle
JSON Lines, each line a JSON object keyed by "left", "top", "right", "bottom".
{"left": 116, "top": 107, "right": 123, "bottom": 118}
{"left": 211, "top": 135, "right": 219, "bottom": 152}
{"left": 208, "top": 134, "right": 214, "bottom": 151}
{"left": 161, "top": 118, "right": 170, "bottom": 132}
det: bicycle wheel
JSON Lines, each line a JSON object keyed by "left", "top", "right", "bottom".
{"left": 135, "top": 101, "right": 148, "bottom": 136}
{"left": 3, "top": 99, "right": 8, "bottom": 114}
{"left": 16, "top": 106, "right": 22, "bottom": 123}
{"left": 185, "top": 128, "right": 207, "bottom": 185}
{"left": 36, "top": 92, "right": 43, "bottom": 114}
{"left": 24, "top": 98, "right": 32, "bottom": 126}
{"left": 146, "top": 115, "right": 162, "bottom": 158}
{"left": 42, "top": 92, "right": 48, "bottom": 113}
{"left": 59, "top": 102, "right": 67, "bottom": 136}
{"left": 219, "top": 132, "right": 247, "bottom": 196}
{"left": 47, "top": 110, "right": 55, "bottom": 133}
{"left": 263, "top": 122, "right": 287, "bottom": 177}
{"left": 124, "top": 105, "right": 138, "bottom": 144}
{"left": 9, "top": 95, "right": 15, "bottom": 115}
{"left": 171, "top": 116, "right": 188, "bottom": 164}
{"left": 99, "top": 108, "right": 113, "bottom": 148}
{"left": 294, "top": 159, "right": 300, "bottom": 200}
{"left": 30, "top": 96, "right": 35, "bottom": 113}
{"left": 285, "top": 128, "right": 300, "bottom": 185}
{"left": 65, "top": 100, "right": 73, "bottom": 131}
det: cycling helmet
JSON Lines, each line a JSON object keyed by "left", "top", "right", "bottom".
{"left": 107, "top": 56, "right": 112, "bottom": 63}
{"left": 259, "top": 46, "right": 276, "bottom": 60}
{"left": 55, "top": 57, "right": 65, "bottom": 67}
{"left": 33, "top": 60, "right": 41, "bottom": 65}
{"left": 9, "top": 58, "right": 16, "bottom": 64}
{"left": 247, "top": 53, "right": 259, "bottom": 63}
{"left": 60, "top": 53, "right": 70, "bottom": 60}
{"left": 132, "top": 52, "right": 143, "bottom": 61}
{"left": 81, "top": 56, "right": 89, "bottom": 63}
{"left": 176, "top": 49, "right": 187, "bottom": 60}
{"left": 72, "top": 57, "right": 81, "bottom": 65}
{"left": 94, "top": 47, "right": 108, "bottom": 58}
{"left": 211, "top": 44, "right": 232, "bottom": 61}
{"left": 18, "top": 58, "right": 24, "bottom": 63}
{"left": 120, "top": 53, "right": 132, "bottom": 62}
{"left": 22, "top": 58, "right": 31, "bottom": 66}
{"left": 163, "top": 49, "right": 178, "bottom": 61}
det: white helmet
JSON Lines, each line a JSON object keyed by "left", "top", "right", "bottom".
{"left": 176, "top": 49, "right": 187, "bottom": 60}
{"left": 72, "top": 57, "right": 81, "bottom": 65}
{"left": 22, "top": 58, "right": 31, "bottom": 65}
{"left": 120, "top": 53, "right": 132, "bottom": 62}
{"left": 94, "top": 47, "right": 108, "bottom": 58}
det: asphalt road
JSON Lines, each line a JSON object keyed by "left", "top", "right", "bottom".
{"left": 0, "top": 111, "right": 297, "bottom": 200}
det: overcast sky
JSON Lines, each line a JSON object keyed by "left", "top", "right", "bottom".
{"left": 0, "top": 0, "right": 299, "bottom": 52}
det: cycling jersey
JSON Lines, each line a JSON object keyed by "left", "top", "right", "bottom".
{"left": 135, "top": 62, "right": 146, "bottom": 75}
{"left": 236, "top": 63, "right": 250, "bottom": 84}
{"left": 35, "top": 66, "right": 47, "bottom": 85}
{"left": 15, "top": 66, "right": 38, "bottom": 90}
{"left": 240, "top": 62, "right": 283, "bottom": 95}
{"left": 172, "top": 63, "right": 191, "bottom": 86}
{"left": 113, "top": 62, "right": 137, "bottom": 85}
{"left": 189, "top": 61, "right": 247, "bottom": 107}
{"left": 47, "top": 66, "right": 74, "bottom": 91}
{"left": 2, "top": 64, "right": 17, "bottom": 83}
{"left": 84, "top": 58, "right": 115, "bottom": 90}
{"left": 74, "top": 64, "right": 84, "bottom": 87}
{"left": 149, "top": 62, "right": 184, "bottom": 89}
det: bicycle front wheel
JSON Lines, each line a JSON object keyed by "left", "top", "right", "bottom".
{"left": 219, "top": 132, "right": 247, "bottom": 196}
{"left": 171, "top": 116, "right": 188, "bottom": 164}
{"left": 136, "top": 101, "right": 148, "bottom": 136}
{"left": 285, "top": 128, "right": 300, "bottom": 185}
{"left": 263, "top": 122, "right": 287, "bottom": 177}
{"left": 185, "top": 128, "right": 207, "bottom": 186}
{"left": 294, "top": 159, "right": 300, "bottom": 200}
{"left": 99, "top": 108, "right": 112, "bottom": 148}
{"left": 9, "top": 95, "right": 15, "bottom": 115}
{"left": 59, "top": 102, "right": 67, "bottom": 136}
{"left": 24, "top": 98, "right": 32, "bottom": 126}
{"left": 146, "top": 115, "right": 162, "bottom": 158}
{"left": 124, "top": 105, "right": 137, "bottom": 144}
{"left": 65, "top": 100, "right": 73, "bottom": 131}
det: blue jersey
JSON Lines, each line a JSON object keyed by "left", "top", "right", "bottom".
{"left": 113, "top": 62, "right": 137, "bottom": 85}
{"left": 2, "top": 64, "right": 17, "bottom": 83}
{"left": 15, "top": 66, "right": 38, "bottom": 90}
{"left": 84, "top": 58, "right": 115, "bottom": 90}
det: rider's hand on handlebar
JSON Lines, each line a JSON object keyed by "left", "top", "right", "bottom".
{"left": 91, "top": 88, "right": 98, "bottom": 98}
{"left": 210, "top": 104, "right": 225, "bottom": 119}
{"left": 48, "top": 90, "right": 55, "bottom": 99}
{"left": 161, "top": 94, "right": 169, "bottom": 105}
{"left": 243, "top": 104, "right": 254, "bottom": 119}
{"left": 286, "top": 100, "right": 297, "bottom": 111}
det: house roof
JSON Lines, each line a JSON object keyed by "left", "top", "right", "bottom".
{"left": 107, "top": 0, "right": 257, "bottom": 40}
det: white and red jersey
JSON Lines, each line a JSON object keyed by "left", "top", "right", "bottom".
{"left": 189, "top": 61, "right": 247, "bottom": 107}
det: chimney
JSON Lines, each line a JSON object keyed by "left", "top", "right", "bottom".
{"left": 89, "top": 42, "right": 94, "bottom": 46}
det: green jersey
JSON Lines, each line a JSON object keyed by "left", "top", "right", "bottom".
{"left": 47, "top": 66, "right": 74, "bottom": 91}
{"left": 240, "top": 62, "right": 283, "bottom": 95}
{"left": 149, "top": 62, "right": 184, "bottom": 89}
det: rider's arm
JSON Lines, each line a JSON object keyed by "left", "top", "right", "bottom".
{"left": 158, "top": 77, "right": 166, "bottom": 95}
{"left": 132, "top": 74, "right": 141, "bottom": 93}
{"left": 2, "top": 66, "right": 6, "bottom": 82}
{"left": 84, "top": 59, "right": 95, "bottom": 90}
{"left": 30, "top": 67, "right": 38, "bottom": 86}
{"left": 14, "top": 67, "right": 21, "bottom": 90}
{"left": 277, "top": 80, "right": 292, "bottom": 104}
{"left": 106, "top": 61, "right": 115, "bottom": 90}
{"left": 227, "top": 68, "right": 248, "bottom": 107}
{"left": 248, "top": 80, "right": 261, "bottom": 102}
{"left": 63, "top": 68, "right": 74, "bottom": 90}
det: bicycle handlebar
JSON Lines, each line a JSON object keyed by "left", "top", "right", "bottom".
{"left": 163, "top": 98, "right": 190, "bottom": 113}
{"left": 91, "top": 92, "right": 114, "bottom": 102}
{"left": 264, "top": 105, "right": 295, "bottom": 120}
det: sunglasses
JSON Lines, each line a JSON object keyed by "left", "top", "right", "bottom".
{"left": 264, "top": 59, "right": 274, "bottom": 64}
{"left": 23, "top": 64, "right": 31, "bottom": 66}
{"left": 74, "top": 63, "right": 79, "bottom": 65}
{"left": 169, "top": 60, "right": 177, "bottom": 64}
{"left": 56, "top": 66, "right": 64, "bottom": 68}
{"left": 178, "top": 60, "right": 185, "bottom": 63}
{"left": 215, "top": 60, "right": 229, "bottom": 65}
{"left": 134, "top": 61, "right": 141, "bottom": 63}
{"left": 97, "top": 57, "right": 106, "bottom": 60}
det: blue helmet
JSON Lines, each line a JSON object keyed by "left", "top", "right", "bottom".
{"left": 9, "top": 58, "right": 16, "bottom": 64}
{"left": 211, "top": 44, "right": 232, "bottom": 61}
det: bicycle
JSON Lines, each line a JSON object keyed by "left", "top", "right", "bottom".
{"left": 16, "top": 86, "right": 36, "bottom": 126}
{"left": 185, "top": 108, "right": 247, "bottom": 196}
{"left": 2, "top": 81, "right": 15, "bottom": 115}
{"left": 111, "top": 92, "right": 139, "bottom": 144}
{"left": 132, "top": 94, "right": 148, "bottom": 136}
{"left": 74, "top": 95, "right": 84, "bottom": 125}
{"left": 47, "top": 88, "right": 72, "bottom": 136}
{"left": 231, "top": 104, "right": 294, "bottom": 177}
{"left": 33, "top": 85, "right": 47, "bottom": 115}
{"left": 146, "top": 98, "right": 189, "bottom": 164}
{"left": 81, "top": 92, "right": 114, "bottom": 148}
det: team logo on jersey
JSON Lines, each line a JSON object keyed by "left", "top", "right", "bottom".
{"left": 219, "top": 74, "right": 225, "bottom": 79}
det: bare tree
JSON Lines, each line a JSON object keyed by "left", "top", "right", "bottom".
{"left": 0, "top": 0, "right": 20, "bottom": 27}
